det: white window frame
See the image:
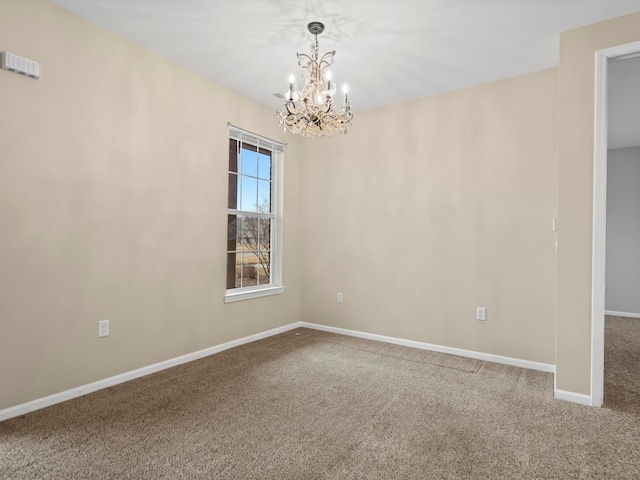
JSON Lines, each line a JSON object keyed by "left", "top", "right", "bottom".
{"left": 224, "top": 126, "right": 285, "bottom": 303}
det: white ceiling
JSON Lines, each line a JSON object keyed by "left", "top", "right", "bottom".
{"left": 50, "top": 0, "right": 640, "bottom": 114}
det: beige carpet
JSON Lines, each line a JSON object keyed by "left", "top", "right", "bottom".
{"left": 604, "top": 315, "right": 640, "bottom": 414}
{"left": 1, "top": 323, "right": 639, "bottom": 479}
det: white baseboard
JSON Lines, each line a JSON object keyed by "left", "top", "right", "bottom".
{"left": 299, "top": 322, "right": 556, "bottom": 373}
{"left": 0, "top": 322, "right": 300, "bottom": 423}
{"left": 5, "top": 320, "right": 595, "bottom": 422}
{"left": 605, "top": 310, "right": 640, "bottom": 319}
{"left": 554, "top": 389, "right": 593, "bottom": 406}
{"left": 302, "top": 323, "right": 610, "bottom": 406}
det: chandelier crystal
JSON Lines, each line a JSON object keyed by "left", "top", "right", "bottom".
{"left": 278, "top": 21, "right": 353, "bottom": 137}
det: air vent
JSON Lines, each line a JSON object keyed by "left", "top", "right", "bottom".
{"left": 1, "top": 51, "right": 40, "bottom": 79}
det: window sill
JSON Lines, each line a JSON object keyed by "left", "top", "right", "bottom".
{"left": 224, "top": 286, "right": 286, "bottom": 304}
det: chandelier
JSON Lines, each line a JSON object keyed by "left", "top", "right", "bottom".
{"left": 277, "top": 21, "right": 353, "bottom": 137}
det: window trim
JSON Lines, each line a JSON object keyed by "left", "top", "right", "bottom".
{"left": 224, "top": 285, "right": 286, "bottom": 304}
{"left": 224, "top": 126, "right": 284, "bottom": 303}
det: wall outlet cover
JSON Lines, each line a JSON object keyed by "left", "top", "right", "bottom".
{"left": 98, "top": 319, "right": 109, "bottom": 337}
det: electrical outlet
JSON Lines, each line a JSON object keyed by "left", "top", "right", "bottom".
{"left": 476, "top": 307, "right": 486, "bottom": 321}
{"left": 337, "top": 292, "right": 343, "bottom": 304}
{"left": 98, "top": 319, "right": 109, "bottom": 337}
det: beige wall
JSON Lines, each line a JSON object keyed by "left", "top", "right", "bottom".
{"left": 0, "top": 0, "right": 302, "bottom": 410}
{"left": 4, "top": 1, "right": 640, "bottom": 412}
{"left": 300, "top": 69, "right": 558, "bottom": 365}
{"left": 556, "top": 12, "right": 640, "bottom": 394}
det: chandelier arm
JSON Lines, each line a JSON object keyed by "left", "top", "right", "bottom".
{"left": 298, "top": 64, "right": 312, "bottom": 76}
{"left": 297, "top": 53, "right": 311, "bottom": 65}
{"left": 284, "top": 101, "right": 299, "bottom": 116}
{"left": 319, "top": 51, "right": 335, "bottom": 66}
{"left": 319, "top": 62, "right": 334, "bottom": 79}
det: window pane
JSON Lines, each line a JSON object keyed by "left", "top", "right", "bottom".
{"left": 258, "top": 180, "right": 271, "bottom": 213}
{"left": 243, "top": 216, "right": 259, "bottom": 247}
{"left": 239, "top": 216, "right": 267, "bottom": 286}
{"left": 258, "top": 217, "right": 271, "bottom": 251}
{"left": 229, "top": 140, "right": 238, "bottom": 173}
{"left": 240, "top": 176, "right": 258, "bottom": 212}
{"left": 227, "top": 215, "right": 237, "bottom": 251}
{"left": 236, "top": 215, "right": 244, "bottom": 253}
{"left": 236, "top": 253, "right": 245, "bottom": 288}
{"left": 227, "top": 253, "right": 238, "bottom": 289}
{"left": 258, "top": 152, "right": 271, "bottom": 180}
{"left": 241, "top": 252, "right": 258, "bottom": 287}
{"left": 228, "top": 173, "right": 238, "bottom": 210}
{"left": 257, "top": 251, "right": 271, "bottom": 286}
{"left": 241, "top": 146, "right": 258, "bottom": 177}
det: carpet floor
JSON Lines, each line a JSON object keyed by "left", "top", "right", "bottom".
{"left": 1, "top": 320, "right": 639, "bottom": 479}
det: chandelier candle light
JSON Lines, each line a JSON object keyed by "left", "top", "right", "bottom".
{"left": 278, "top": 21, "right": 353, "bottom": 137}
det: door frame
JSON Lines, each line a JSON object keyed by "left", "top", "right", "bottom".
{"left": 591, "top": 40, "right": 640, "bottom": 407}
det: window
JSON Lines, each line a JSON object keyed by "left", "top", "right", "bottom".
{"left": 225, "top": 126, "right": 284, "bottom": 303}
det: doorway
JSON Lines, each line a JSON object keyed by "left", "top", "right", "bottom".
{"left": 592, "top": 40, "right": 640, "bottom": 407}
